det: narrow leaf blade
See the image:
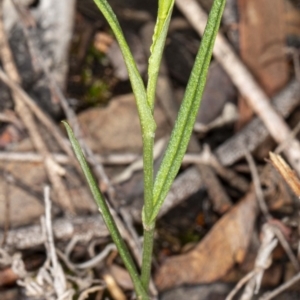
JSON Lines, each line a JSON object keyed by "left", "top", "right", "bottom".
{"left": 93, "top": 0, "right": 155, "bottom": 134}
{"left": 147, "top": 0, "right": 175, "bottom": 110}
{"left": 62, "top": 121, "right": 148, "bottom": 299}
{"left": 151, "top": 0, "right": 226, "bottom": 222}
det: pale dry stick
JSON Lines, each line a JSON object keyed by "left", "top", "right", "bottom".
{"left": 0, "top": 4, "right": 74, "bottom": 214}
{"left": 56, "top": 248, "right": 85, "bottom": 275}
{"left": 215, "top": 80, "right": 300, "bottom": 167}
{"left": 176, "top": 0, "right": 300, "bottom": 175}
{"left": 245, "top": 150, "right": 300, "bottom": 271}
{"left": 0, "top": 214, "right": 109, "bottom": 251}
{"left": 259, "top": 272, "right": 300, "bottom": 300}
{"left": 65, "top": 272, "right": 103, "bottom": 294}
{"left": 65, "top": 235, "right": 89, "bottom": 260}
{"left": 0, "top": 151, "right": 70, "bottom": 164}
{"left": 244, "top": 150, "right": 271, "bottom": 220}
{"left": 0, "top": 171, "right": 9, "bottom": 247}
{"left": 43, "top": 186, "right": 68, "bottom": 298}
{"left": 112, "top": 137, "right": 167, "bottom": 184}
{"left": 0, "top": 151, "right": 138, "bottom": 165}
{"left": 240, "top": 224, "right": 278, "bottom": 300}
{"left": 271, "top": 225, "right": 300, "bottom": 271}
{"left": 225, "top": 270, "right": 256, "bottom": 300}
{"left": 275, "top": 120, "right": 300, "bottom": 155}
{"left": 0, "top": 149, "right": 248, "bottom": 192}
{"left": 57, "top": 243, "right": 118, "bottom": 294}
{"left": 78, "top": 286, "right": 104, "bottom": 300}
{"left": 184, "top": 145, "right": 249, "bottom": 193}
{"left": 193, "top": 103, "right": 238, "bottom": 134}
{"left": 75, "top": 244, "right": 116, "bottom": 270}
{"left": 63, "top": 237, "right": 116, "bottom": 269}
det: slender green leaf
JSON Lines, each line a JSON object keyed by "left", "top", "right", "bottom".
{"left": 142, "top": 0, "right": 175, "bottom": 223}
{"left": 140, "top": 2, "right": 175, "bottom": 288}
{"left": 147, "top": 0, "right": 175, "bottom": 110}
{"left": 150, "top": 0, "right": 226, "bottom": 222}
{"left": 93, "top": 0, "right": 156, "bottom": 135}
{"left": 63, "top": 122, "right": 149, "bottom": 300}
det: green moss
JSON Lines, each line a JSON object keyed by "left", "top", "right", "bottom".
{"left": 81, "top": 46, "right": 111, "bottom": 106}
{"left": 179, "top": 229, "right": 201, "bottom": 245}
{"left": 85, "top": 79, "right": 110, "bottom": 106}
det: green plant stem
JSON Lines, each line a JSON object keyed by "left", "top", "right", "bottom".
{"left": 142, "top": 135, "right": 154, "bottom": 223}
{"left": 63, "top": 122, "right": 149, "bottom": 300}
{"left": 141, "top": 131, "right": 155, "bottom": 293}
{"left": 147, "top": 0, "right": 174, "bottom": 110}
{"left": 141, "top": 225, "right": 155, "bottom": 291}
{"left": 140, "top": 2, "right": 175, "bottom": 288}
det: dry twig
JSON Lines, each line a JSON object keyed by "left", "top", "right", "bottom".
{"left": 78, "top": 286, "right": 104, "bottom": 300}
{"left": 259, "top": 272, "right": 300, "bottom": 300}
{"left": 0, "top": 151, "right": 139, "bottom": 165}
{"left": 244, "top": 150, "right": 271, "bottom": 220}
{"left": 43, "top": 186, "right": 69, "bottom": 298}
{"left": 269, "top": 152, "right": 300, "bottom": 197}
{"left": 215, "top": 80, "right": 300, "bottom": 166}
{"left": 225, "top": 271, "right": 256, "bottom": 300}
{"left": 227, "top": 224, "right": 278, "bottom": 300}
{"left": 0, "top": 214, "right": 109, "bottom": 251}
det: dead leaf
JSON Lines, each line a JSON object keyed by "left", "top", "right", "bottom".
{"left": 94, "top": 32, "right": 114, "bottom": 53}
{"left": 108, "top": 264, "right": 133, "bottom": 290}
{"left": 0, "top": 267, "right": 19, "bottom": 286}
{"left": 155, "top": 191, "right": 258, "bottom": 291}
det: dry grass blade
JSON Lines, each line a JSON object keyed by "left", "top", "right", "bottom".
{"left": 269, "top": 152, "right": 300, "bottom": 197}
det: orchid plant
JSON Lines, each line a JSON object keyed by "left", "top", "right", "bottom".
{"left": 64, "top": 0, "right": 226, "bottom": 298}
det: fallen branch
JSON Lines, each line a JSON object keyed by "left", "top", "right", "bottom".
{"left": 0, "top": 214, "right": 109, "bottom": 251}
{"left": 215, "top": 80, "right": 300, "bottom": 166}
